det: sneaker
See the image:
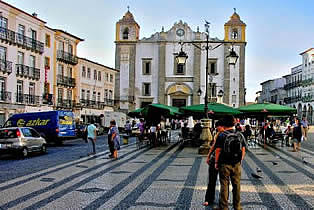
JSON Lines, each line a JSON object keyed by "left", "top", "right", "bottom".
{"left": 108, "top": 154, "right": 114, "bottom": 158}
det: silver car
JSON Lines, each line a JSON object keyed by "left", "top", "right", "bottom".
{"left": 0, "top": 127, "right": 47, "bottom": 158}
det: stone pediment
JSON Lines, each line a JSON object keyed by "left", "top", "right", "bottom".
{"left": 140, "top": 20, "right": 195, "bottom": 42}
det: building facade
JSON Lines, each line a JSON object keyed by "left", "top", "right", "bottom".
{"left": 75, "top": 58, "right": 117, "bottom": 123}
{"left": 0, "top": 1, "right": 117, "bottom": 125}
{"left": 115, "top": 9, "right": 247, "bottom": 112}
{"left": 53, "top": 29, "right": 83, "bottom": 110}
{"left": 258, "top": 78, "right": 286, "bottom": 105}
{"left": 0, "top": 2, "right": 50, "bottom": 125}
{"left": 259, "top": 48, "right": 314, "bottom": 124}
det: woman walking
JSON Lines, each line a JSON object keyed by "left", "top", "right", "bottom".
{"left": 109, "top": 120, "right": 120, "bottom": 160}
{"left": 292, "top": 118, "right": 302, "bottom": 152}
{"left": 203, "top": 120, "right": 224, "bottom": 206}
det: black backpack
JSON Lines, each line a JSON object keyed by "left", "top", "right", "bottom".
{"left": 223, "top": 131, "right": 243, "bottom": 162}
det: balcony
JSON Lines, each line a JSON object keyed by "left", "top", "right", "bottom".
{"left": 15, "top": 93, "right": 41, "bottom": 105}
{"left": 284, "top": 95, "right": 302, "bottom": 104}
{"left": 16, "top": 64, "right": 40, "bottom": 80}
{"left": 0, "top": 59, "right": 12, "bottom": 74}
{"left": 302, "top": 78, "right": 313, "bottom": 86}
{"left": 0, "top": 91, "right": 11, "bottom": 103}
{"left": 57, "top": 75, "right": 76, "bottom": 87}
{"left": 57, "top": 98, "right": 75, "bottom": 109}
{"left": 104, "top": 99, "right": 114, "bottom": 106}
{"left": 0, "top": 27, "right": 44, "bottom": 54}
{"left": 15, "top": 33, "right": 44, "bottom": 54}
{"left": 78, "top": 99, "right": 105, "bottom": 109}
{"left": 284, "top": 81, "right": 303, "bottom": 90}
{"left": 57, "top": 50, "right": 78, "bottom": 65}
{"left": 302, "top": 95, "right": 313, "bottom": 103}
{"left": 0, "top": 27, "right": 15, "bottom": 44}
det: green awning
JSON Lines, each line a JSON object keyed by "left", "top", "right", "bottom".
{"left": 127, "top": 107, "right": 145, "bottom": 118}
{"left": 237, "top": 102, "right": 297, "bottom": 116}
{"left": 180, "top": 103, "right": 241, "bottom": 118}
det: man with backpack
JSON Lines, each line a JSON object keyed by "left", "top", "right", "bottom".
{"left": 214, "top": 115, "right": 247, "bottom": 210}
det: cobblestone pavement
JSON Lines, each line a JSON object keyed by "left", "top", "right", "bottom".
{"left": 0, "top": 131, "right": 313, "bottom": 209}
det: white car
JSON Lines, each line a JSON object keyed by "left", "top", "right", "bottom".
{"left": 0, "top": 127, "right": 47, "bottom": 158}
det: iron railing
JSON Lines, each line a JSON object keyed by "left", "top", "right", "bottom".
{"left": 57, "top": 75, "right": 76, "bottom": 87}
{"left": 15, "top": 93, "right": 40, "bottom": 105}
{"left": 0, "top": 27, "right": 44, "bottom": 54}
{"left": 16, "top": 64, "right": 40, "bottom": 80}
{"left": 57, "top": 50, "right": 78, "bottom": 65}
{"left": 0, "top": 91, "right": 11, "bottom": 102}
{"left": 0, "top": 59, "right": 12, "bottom": 74}
{"left": 57, "top": 98, "right": 75, "bottom": 109}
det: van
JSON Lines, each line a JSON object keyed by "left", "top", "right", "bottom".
{"left": 3, "top": 110, "right": 76, "bottom": 144}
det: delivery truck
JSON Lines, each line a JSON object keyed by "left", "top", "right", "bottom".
{"left": 3, "top": 110, "right": 76, "bottom": 144}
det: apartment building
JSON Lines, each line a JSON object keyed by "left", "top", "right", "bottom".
{"left": 76, "top": 58, "right": 117, "bottom": 123}
{"left": 53, "top": 29, "right": 83, "bottom": 110}
{"left": 0, "top": 1, "right": 50, "bottom": 125}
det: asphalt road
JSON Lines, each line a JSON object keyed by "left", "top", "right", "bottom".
{"left": 0, "top": 135, "right": 137, "bottom": 183}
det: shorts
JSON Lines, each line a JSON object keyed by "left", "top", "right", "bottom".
{"left": 292, "top": 138, "right": 301, "bottom": 143}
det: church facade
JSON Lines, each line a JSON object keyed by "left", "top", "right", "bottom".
{"left": 114, "top": 10, "right": 246, "bottom": 112}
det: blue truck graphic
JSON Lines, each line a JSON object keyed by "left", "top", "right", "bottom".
{"left": 4, "top": 110, "right": 76, "bottom": 144}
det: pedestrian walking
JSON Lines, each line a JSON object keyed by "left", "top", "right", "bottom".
{"left": 292, "top": 118, "right": 303, "bottom": 152}
{"left": 86, "top": 119, "right": 97, "bottom": 156}
{"left": 124, "top": 120, "right": 132, "bottom": 136}
{"left": 214, "top": 115, "right": 247, "bottom": 210}
{"left": 301, "top": 116, "right": 309, "bottom": 141}
{"left": 203, "top": 120, "right": 224, "bottom": 206}
{"left": 109, "top": 120, "right": 120, "bottom": 160}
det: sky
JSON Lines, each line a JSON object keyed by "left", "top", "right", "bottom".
{"left": 4, "top": 0, "right": 314, "bottom": 102}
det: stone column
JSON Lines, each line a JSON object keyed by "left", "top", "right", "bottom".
{"left": 223, "top": 44, "right": 230, "bottom": 105}
{"left": 238, "top": 43, "right": 246, "bottom": 106}
{"left": 193, "top": 44, "right": 201, "bottom": 105}
{"left": 158, "top": 42, "right": 166, "bottom": 104}
{"left": 198, "top": 119, "right": 213, "bottom": 154}
{"left": 129, "top": 44, "right": 136, "bottom": 111}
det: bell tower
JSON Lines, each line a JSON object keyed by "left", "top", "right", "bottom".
{"left": 115, "top": 8, "right": 140, "bottom": 112}
{"left": 224, "top": 8, "right": 246, "bottom": 42}
{"left": 115, "top": 7, "right": 140, "bottom": 42}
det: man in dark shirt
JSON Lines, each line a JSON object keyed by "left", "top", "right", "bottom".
{"left": 214, "top": 115, "right": 247, "bottom": 210}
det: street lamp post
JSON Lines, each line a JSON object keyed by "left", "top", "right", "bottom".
{"left": 176, "top": 20, "right": 239, "bottom": 154}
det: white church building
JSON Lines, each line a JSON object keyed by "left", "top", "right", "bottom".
{"left": 114, "top": 9, "right": 247, "bottom": 112}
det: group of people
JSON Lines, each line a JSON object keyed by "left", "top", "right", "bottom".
{"left": 203, "top": 115, "right": 247, "bottom": 210}
{"left": 85, "top": 119, "right": 120, "bottom": 160}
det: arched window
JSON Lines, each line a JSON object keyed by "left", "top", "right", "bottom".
{"left": 123, "top": 28, "right": 129, "bottom": 40}
{"left": 232, "top": 29, "right": 238, "bottom": 40}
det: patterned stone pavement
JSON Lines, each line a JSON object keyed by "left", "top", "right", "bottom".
{"left": 0, "top": 131, "right": 313, "bottom": 209}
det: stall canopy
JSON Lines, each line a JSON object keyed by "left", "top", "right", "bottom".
{"left": 237, "top": 102, "right": 297, "bottom": 116}
{"left": 180, "top": 103, "right": 242, "bottom": 118}
{"left": 127, "top": 107, "right": 145, "bottom": 118}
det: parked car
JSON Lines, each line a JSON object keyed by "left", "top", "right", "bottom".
{"left": 0, "top": 127, "right": 47, "bottom": 158}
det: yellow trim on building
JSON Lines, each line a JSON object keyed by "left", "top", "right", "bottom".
{"left": 116, "top": 23, "right": 120, "bottom": 41}
{"left": 241, "top": 26, "right": 246, "bottom": 42}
